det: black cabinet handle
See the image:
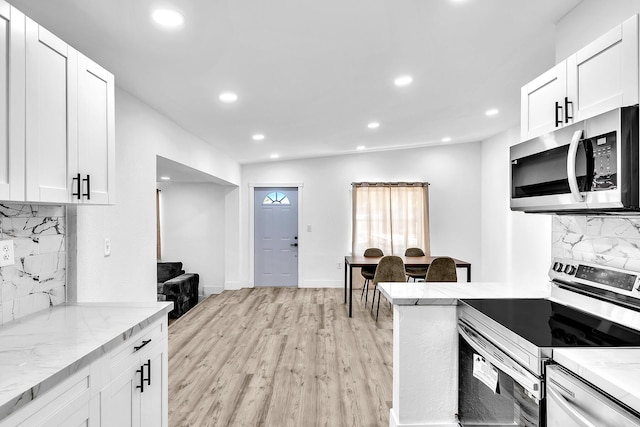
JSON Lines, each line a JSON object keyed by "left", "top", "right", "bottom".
{"left": 134, "top": 339, "right": 152, "bottom": 352}
{"left": 136, "top": 366, "right": 145, "bottom": 393}
{"left": 555, "top": 101, "right": 563, "bottom": 127}
{"left": 564, "top": 97, "right": 573, "bottom": 123}
{"left": 82, "top": 174, "right": 91, "bottom": 200}
{"left": 72, "top": 173, "right": 81, "bottom": 200}
{"left": 144, "top": 359, "right": 151, "bottom": 387}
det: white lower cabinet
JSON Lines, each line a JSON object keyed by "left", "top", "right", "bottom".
{"left": 102, "top": 330, "right": 168, "bottom": 427}
{"left": 0, "top": 364, "right": 95, "bottom": 427}
{"left": 0, "top": 317, "right": 167, "bottom": 427}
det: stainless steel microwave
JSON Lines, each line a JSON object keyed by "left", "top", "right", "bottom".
{"left": 510, "top": 105, "right": 639, "bottom": 214}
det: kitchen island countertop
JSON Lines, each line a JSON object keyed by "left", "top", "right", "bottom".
{"left": 378, "top": 281, "right": 552, "bottom": 305}
{"left": 0, "top": 302, "right": 173, "bottom": 421}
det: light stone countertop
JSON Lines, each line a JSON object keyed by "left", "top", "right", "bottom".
{"left": 0, "top": 302, "right": 173, "bottom": 420}
{"left": 553, "top": 348, "right": 640, "bottom": 412}
{"left": 378, "top": 281, "right": 552, "bottom": 305}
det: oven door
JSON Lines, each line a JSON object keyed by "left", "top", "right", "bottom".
{"left": 458, "top": 320, "right": 544, "bottom": 427}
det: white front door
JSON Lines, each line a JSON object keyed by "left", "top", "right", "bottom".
{"left": 254, "top": 187, "right": 298, "bottom": 287}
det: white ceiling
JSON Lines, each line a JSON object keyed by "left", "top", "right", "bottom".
{"left": 10, "top": 0, "right": 580, "bottom": 166}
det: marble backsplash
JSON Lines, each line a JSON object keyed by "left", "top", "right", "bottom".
{"left": 0, "top": 204, "right": 66, "bottom": 325}
{"left": 552, "top": 216, "right": 640, "bottom": 272}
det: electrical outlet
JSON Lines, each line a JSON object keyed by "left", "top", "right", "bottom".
{"left": 337, "top": 262, "right": 342, "bottom": 270}
{"left": 0, "top": 240, "right": 15, "bottom": 267}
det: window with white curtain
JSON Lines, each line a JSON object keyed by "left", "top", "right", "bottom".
{"left": 351, "top": 182, "right": 430, "bottom": 256}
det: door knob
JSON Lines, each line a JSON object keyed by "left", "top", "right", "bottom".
{"left": 290, "top": 243, "right": 298, "bottom": 247}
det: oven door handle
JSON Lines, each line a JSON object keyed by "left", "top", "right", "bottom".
{"left": 547, "top": 384, "right": 597, "bottom": 427}
{"left": 458, "top": 322, "right": 542, "bottom": 401}
{"left": 567, "top": 129, "right": 585, "bottom": 203}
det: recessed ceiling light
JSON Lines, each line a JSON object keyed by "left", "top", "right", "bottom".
{"left": 485, "top": 108, "right": 499, "bottom": 116}
{"left": 367, "top": 122, "right": 380, "bottom": 129}
{"left": 441, "top": 137, "right": 452, "bottom": 143}
{"left": 394, "top": 75, "right": 413, "bottom": 87}
{"left": 219, "top": 92, "right": 238, "bottom": 103}
{"left": 151, "top": 9, "right": 184, "bottom": 28}
{"left": 160, "top": 176, "right": 171, "bottom": 181}
{"left": 252, "top": 134, "right": 265, "bottom": 141}
{"left": 270, "top": 154, "right": 279, "bottom": 159}
{"left": 357, "top": 145, "right": 366, "bottom": 151}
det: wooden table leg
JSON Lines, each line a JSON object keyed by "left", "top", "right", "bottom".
{"left": 466, "top": 265, "right": 471, "bottom": 282}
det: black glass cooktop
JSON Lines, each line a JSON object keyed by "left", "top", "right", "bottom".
{"left": 462, "top": 299, "right": 640, "bottom": 348}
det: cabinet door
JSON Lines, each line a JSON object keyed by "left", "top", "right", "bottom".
{"left": 567, "top": 15, "right": 639, "bottom": 122}
{"left": 0, "top": 3, "right": 25, "bottom": 201}
{"left": 520, "top": 61, "right": 567, "bottom": 141}
{"left": 77, "top": 53, "right": 115, "bottom": 205}
{"left": 140, "top": 341, "right": 167, "bottom": 427}
{"left": 103, "top": 365, "right": 138, "bottom": 427}
{"left": 25, "top": 18, "right": 78, "bottom": 203}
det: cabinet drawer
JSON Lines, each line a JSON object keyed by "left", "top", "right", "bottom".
{"left": 0, "top": 365, "right": 92, "bottom": 427}
{"left": 109, "top": 318, "right": 165, "bottom": 373}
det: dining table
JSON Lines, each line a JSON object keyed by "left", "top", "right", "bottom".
{"left": 343, "top": 255, "right": 472, "bottom": 317}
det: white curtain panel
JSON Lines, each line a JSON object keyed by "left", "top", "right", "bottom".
{"left": 351, "top": 183, "right": 430, "bottom": 256}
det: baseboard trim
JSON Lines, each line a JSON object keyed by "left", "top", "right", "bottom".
{"left": 298, "top": 280, "right": 343, "bottom": 288}
{"left": 224, "top": 281, "right": 242, "bottom": 291}
{"left": 203, "top": 285, "right": 224, "bottom": 296}
{"left": 389, "top": 408, "right": 457, "bottom": 427}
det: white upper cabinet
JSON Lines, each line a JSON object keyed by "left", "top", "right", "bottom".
{"left": 77, "top": 53, "right": 115, "bottom": 205}
{"left": 521, "top": 61, "right": 567, "bottom": 141}
{"left": 23, "top": 17, "right": 115, "bottom": 205}
{"left": 567, "top": 15, "right": 639, "bottom": 123}
{"left": 521, "top": 15, "right": 639, "bottom": 142}
{"left": 25, "top": 18, "right": 78, "bottom": 204}
{"left": 0, "top": 3, "right": 25, "bottom": 202}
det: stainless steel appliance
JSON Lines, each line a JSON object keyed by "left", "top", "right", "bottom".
{"left": 547, "top": 364, "right": 640, "bottom": 427}
{"left": 510, "top": 105, "right": 639, "bottom": 213}
{"left": 457, "top": 257, "right": 640, "bottom": 426}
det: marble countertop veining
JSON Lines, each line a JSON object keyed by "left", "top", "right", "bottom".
{"left": 378, "top": 281, "right": 552, "bottom": 305}
{"left": 0, "top": 302, "right": 173, "bottom": 420}
{"left": 553, "top": 348, "right": 640, "bottom": 412}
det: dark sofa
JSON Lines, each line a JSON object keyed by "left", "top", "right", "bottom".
{"left": 157, "top": 261, "right": 199, "bottom": 319}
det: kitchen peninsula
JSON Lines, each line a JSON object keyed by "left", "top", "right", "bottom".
{"left": 378, "top": 281, "right": 550, "bottom": 427}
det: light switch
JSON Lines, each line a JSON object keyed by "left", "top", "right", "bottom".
{"left": 104, "top": 238, "right": 111, "bottom": 257}
{"left": 307, "top": 225, "right": 312, "bottom": 232}
{"left": 0, "top": 240, "right": 15, "bottom": 267}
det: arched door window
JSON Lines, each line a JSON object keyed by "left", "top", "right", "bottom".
{"left": 262, "top": 191, "right": 290, "bottom": 205}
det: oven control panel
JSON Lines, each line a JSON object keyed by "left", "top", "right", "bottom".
{"left": 549, "top": 257, "right": 640, "bottom": 298}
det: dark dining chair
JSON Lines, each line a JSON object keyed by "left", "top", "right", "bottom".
{"left": 404, "top": 247, "right": 427, "bottom": 281}
{"left": 424, "top": 256, "right": 457, "bottom": 282}
{"left": 360, "top": 248, "right": 383, "bottom": 304}
{"left": 371, "top": 255, "right": 406, "bottom": 321}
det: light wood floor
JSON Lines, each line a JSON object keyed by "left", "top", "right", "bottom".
{"left": 168, "top": 287, "right": 393, "bottom": 427}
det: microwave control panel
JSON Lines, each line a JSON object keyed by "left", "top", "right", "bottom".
{"left": 590, "top": 131, "right": 617, "bottom": 190}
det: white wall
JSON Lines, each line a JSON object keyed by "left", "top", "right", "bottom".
{"left": 69, "top": 89, "right": 241, "bottom": 303}
{"left": 556, "top": 0, "right": 640, "bottom": 61}
{"left": 240, "top": 142, "right": 483, "bottom": 288}
{"left": 157, "top": 182, "right": 227, "bottom": 296}
{"left": 480, "top": 127, "right": 552, "bottom": 285}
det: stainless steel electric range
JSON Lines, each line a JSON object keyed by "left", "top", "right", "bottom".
{"left": 456, "top": 257, "right": 640, "bottom": 426}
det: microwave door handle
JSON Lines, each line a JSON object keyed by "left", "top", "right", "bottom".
{"left": 567, "top": 129, "right": 585, "bottom": 202}
{"left": 547, "top": 384, "right": 597, "bottom": 427}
